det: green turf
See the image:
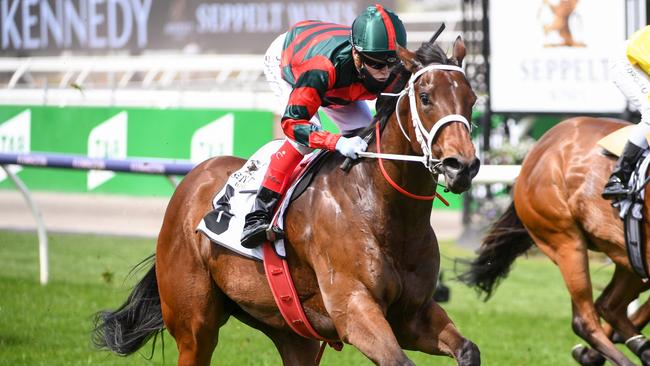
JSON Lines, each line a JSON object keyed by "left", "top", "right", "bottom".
{"left": 0, "top": 229, "right": 641, "bottom": 365}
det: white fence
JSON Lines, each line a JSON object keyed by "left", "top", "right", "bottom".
{"left": 0, "top": 54, "right": 276, "bottom": 109}
{"left": 0, "top": 152, "right": 194, "bottom": 285}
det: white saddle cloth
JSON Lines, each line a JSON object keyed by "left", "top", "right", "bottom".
{"left": 196, "top": 140, "right": 320, "bottom": 260}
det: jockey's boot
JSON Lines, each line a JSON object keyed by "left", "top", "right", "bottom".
{"left": 241, "top": 187, "right": 281, "bottom": 248}
{"left": 602, "top": 141, "right": 645, "bottom": 199}
{"left": 241, "top": 140, "right": 305, "bottom": 249}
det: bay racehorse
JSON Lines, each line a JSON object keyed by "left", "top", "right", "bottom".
{"left": 93, "top": 37, "right": 481, "bottom": 366}
{"left": 461, "top": 117, "right": 650, "bottom": 366}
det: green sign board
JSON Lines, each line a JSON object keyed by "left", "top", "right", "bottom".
{"left": 0, "top": 105, "right": 462, "bottom": 209}
{"left": 0, "top": 106, "right": 274, "bottom": 196}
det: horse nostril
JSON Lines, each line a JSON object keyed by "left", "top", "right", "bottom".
{"left": 442, "top": 157, "right": 463, "bottom": 173}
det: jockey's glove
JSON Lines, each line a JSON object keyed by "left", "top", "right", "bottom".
{"left": 335, "top": 136, "right": 368, "bottom": 159}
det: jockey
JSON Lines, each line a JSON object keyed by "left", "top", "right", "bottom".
{"left": 603, "top": 25, "right": 650, "bottom": 199}
{"left": 241, "top": 4, "right": 407, "bottom": 248}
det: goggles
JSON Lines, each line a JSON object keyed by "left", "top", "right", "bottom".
{"left": 361, "top": 53, "right": 399, "bottom": 70}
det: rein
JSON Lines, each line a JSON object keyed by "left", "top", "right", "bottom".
{"left": 357, "top": 63, "right": 471, "bottom": 203}
{"left": 381, "top": 63, "right": 471, "bottom": 171}
{"left": 374, "top": 122, "right": 449, "bottom": 203}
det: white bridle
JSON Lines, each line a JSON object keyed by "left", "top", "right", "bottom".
{"left": 360, "top": 64, "right": 472, "bottom": 173}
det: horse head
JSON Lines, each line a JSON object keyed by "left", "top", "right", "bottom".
{"left": 396, "top": 36, "right": 480, "bottom": 194}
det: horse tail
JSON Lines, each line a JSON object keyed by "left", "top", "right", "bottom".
{"left": 92, "top": 254, "right": 164, "bottom": 356}
{"left": 458, "top": 202, "right": 534, "bottom": 300}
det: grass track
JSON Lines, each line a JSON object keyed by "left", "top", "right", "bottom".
{"left": 0, "top": 229, "right": 642, "bottom": 365}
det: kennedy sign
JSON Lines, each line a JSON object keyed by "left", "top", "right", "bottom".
{"left": 0, "top": 0, "right": 393, "bottom": 55}
{"left": 489, "top": 0, "right": 627, "bottom": 113}
{"left": 0, "top": 0, "right": 152, "bottom": 52}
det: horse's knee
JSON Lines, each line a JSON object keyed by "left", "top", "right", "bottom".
{"left": 455, "top": 339, "right": 480, "bottom": 366}
{"left": 571, "top": 313, "right": 597, "bottom": 340}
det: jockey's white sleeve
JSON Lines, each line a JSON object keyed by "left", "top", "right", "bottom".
{"left": 611, "top": 54, "right": 650, "bottom": 148}
{"left": 611, "top": 56, "right": 650, "bottom": 113}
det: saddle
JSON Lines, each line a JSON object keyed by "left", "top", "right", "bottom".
{"left": 598, "top": 126, "right": 650, "bottom": 280}
{"left": 196, "top": 140, "right": 332, "bottom": 260}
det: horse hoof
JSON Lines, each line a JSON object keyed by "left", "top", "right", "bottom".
{"left": 456, "top": 339, "right": 481, "bottom": 366}
{"left": 571, "top": 344, "right": 606, "bottom": 366}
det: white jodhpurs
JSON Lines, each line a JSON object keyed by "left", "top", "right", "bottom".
{"left": 611, "top": 56, "right": 650, "bottom": 148}
{"left": 263, "top": 33, "right": 373, "bottom": 154}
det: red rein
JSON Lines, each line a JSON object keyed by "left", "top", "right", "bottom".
{"left": 374, "top": 122, "right": 449, "bottom": 205}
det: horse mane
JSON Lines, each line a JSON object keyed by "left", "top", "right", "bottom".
{"left": 415, "top": 42, "right": 454, "bottom": 67}
{"left": 357, "top": 42, "right": 455, "bottom": 138}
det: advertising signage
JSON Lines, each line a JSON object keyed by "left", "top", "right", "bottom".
{"left": 0, "top": 0, "right": 393, "bottom": 55}
{"left": 1, "top": 0, "right": 152, "bottom": 52}
{"left": 0, "top": 106, "right": 274, "bottom": 195}
{"left": 489, "top": 0, "right": 628, "bottom": 114}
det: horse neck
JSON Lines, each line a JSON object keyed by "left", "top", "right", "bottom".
{"left": 361, "top": 110, "right": 438, "bottom": 235}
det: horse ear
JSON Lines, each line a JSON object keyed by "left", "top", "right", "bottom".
{"left": 397, "top": 45, "right": 422, "bottom": 73}
{"left": 452, "top": 35, "right": 466, "bottom": 66}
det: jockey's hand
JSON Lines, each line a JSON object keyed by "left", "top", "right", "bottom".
{"left": 335, "top": 136, "right": 367, "bottom": 159}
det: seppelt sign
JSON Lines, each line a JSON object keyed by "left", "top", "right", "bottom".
{"left": 489, "top": 0, "right": 629, "bottom": 114}
{"left": 0, "top": 0, "right": 394, "bottom": 55}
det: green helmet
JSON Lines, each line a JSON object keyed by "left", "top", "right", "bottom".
{"left": 350, "top": 4, "right": 407, "bottom": 59}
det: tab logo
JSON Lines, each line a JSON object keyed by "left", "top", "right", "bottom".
{"left": 0, "top": 110, "right": 31, "bottom": 182}
{"left": 190, "top": 113, "right": 234, "bottom": 164}
{"left": 87, "top": 111, "right": 127, "bottom": 190}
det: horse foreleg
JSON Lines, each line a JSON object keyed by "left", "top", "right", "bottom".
{"left": 325, "top": 288, "right": 414, "bottom": 365}
{"left": 573, "top": 265, "right": 647, "bottom": 366}
{"left": 604, "top": 296, "right": 650, "bottom": 346}
{"left": 628, "top": 297, "right": 650, "bottom": 332}
{"left": 605, "top": 297, "right": 650, "bottom": 343}
{"left": 595, "top": 266, "right": 650, "bottom": 365}
{"left": 596, "top": 266, "right": 646, "bottom": 340}
{"left": 396, "top": 300, "right": 479, "bottom": 366}
{"left": 535, "top": 231, "right": 636, "bottom": 366}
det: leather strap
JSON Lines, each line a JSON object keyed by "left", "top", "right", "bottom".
{"left": 262, "top": 242, "right": 324, "bottom": 340}
{"left": 374, "top": 122, "right": 449, "bottom": 204}
{"left": 624, "top": 202, "right": 649, "bottom": 279}
{"left": 262, "top": 243, "right": 343, "bottom": 364}
{"left": 261, "top": 149, "right": 344, "bottom": 362}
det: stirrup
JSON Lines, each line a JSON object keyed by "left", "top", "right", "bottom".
{"left": 602, "top": 180, "right": 630, "bottom": 199}
{"left": 602, "top": 188, "right": 630, "bottom": 199}
{"left": 267, "top": 226, "right": 285, "bottom": 242}
{"left": 241, "top": 214, "right": 272, "bottom": 248}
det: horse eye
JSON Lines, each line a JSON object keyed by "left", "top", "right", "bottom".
{"left": 419, "top": 93, "right": 430, "bottom": 105}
